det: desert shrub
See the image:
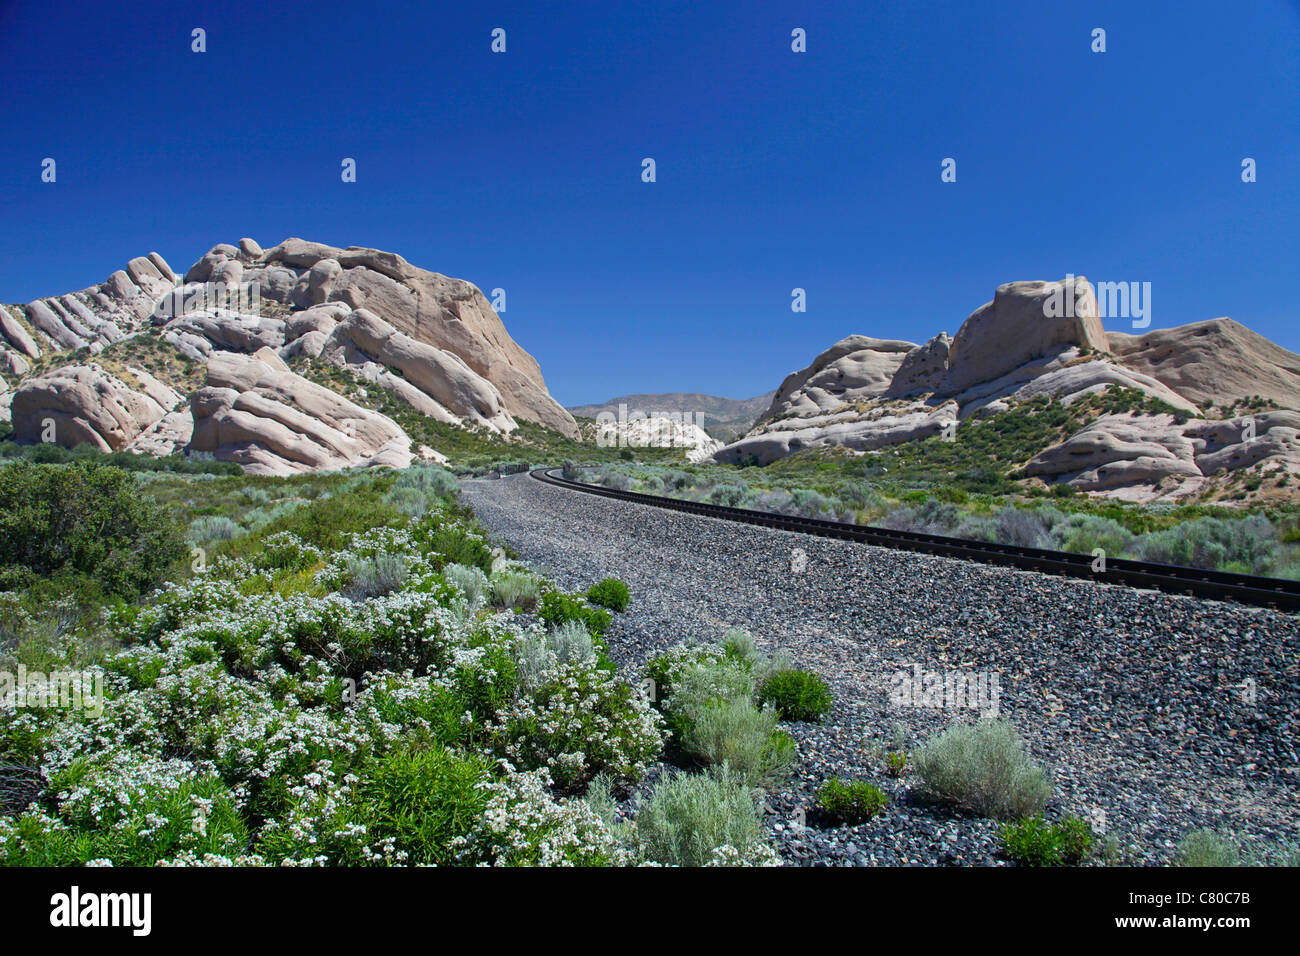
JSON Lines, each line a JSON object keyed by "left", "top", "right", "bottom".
{"left": 664, "top": 657, "right": 758, "bottom": 740}
{"left": 993, "top": 506, "right": 1053, "bottom": 548}
{"left": 586, "top": 577, "right": 630, "bottom": 612}
{"left": 999, "top": 815, "right": 1094, "bottom": 866}
{"left": 260, "top": 485, "right": 404, "bottom": 551}
{"left": 954, "top": 515, "right": 998, "bottom": 542}
{"left": 708, "top": 484, "right": 750, "bottom": 508}
{"left": 344, "top": 553, "right": 409, "bottom": 600}
{"left": 816, "top": 778, "right": 888, "bottom": 825}
{"left": 1050, "top": 513, "right": 1135, "bottom": 556}
{"left": 455, "top": 766, "right": 627, "bottom": 866}
{"left": 539, "top": 591, "right": 612, "bottom": 638}
{"left": 752, "top": 489, "right": 796, "bottom": 514}
{"left": 392, "top": 464, "right": 459, "bottom": 498}
{"left": 2, "top": 765, "right": 247, "bottom": 867}
{"left": 1175, "top": 828, "right": 1241, "bottom": 867}
{"left": 680, "top": 697, "right": 795, "bottom": 788}
{"left": 635, "top": 767, "right": 775, "bottom": 866}
{"left": 424, "top": 524, "right": 494, "bottom": 574}
{"left": 914, "top": 718, "right": 1051, "bottom": 819}
{"left": 757, "top": 669, "right": 832, "bottom": 722}
{"left": 0, "top": 460, "right": 185, "bottom": 598}
{"left": 490, "top": 659, "right": 662, "bottom": 790}
{"left": 881, "top": 498, "right": 961, "bottom": 535}
{"left": 490, "top": 569, "right": 542, "bottom": 610}
{"left": 599, "top": 468, "right": 633, "bottom": 492}
{"left": 792, "top": 489, "right": 837, "bottom": 519}
{"left": 384, "top": 486, "right": 432, "bottom": 518}
{"left": 837, "top": 481, "right": 886, "bottom": 511}
{"left": 444, "top": 563, "right": 489, "bottom": 604}
{"left": 188, "top": 515, "right": 241, "bottom": 543}
{"left": 1127, "top": 515, "right": 1279, "bottom": 574}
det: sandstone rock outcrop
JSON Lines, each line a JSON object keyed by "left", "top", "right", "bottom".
{"left": 184, "top": 238, "right": 577, "bottom": 437}
{"left": 715, "top": 276, "right": 1300, "bottom": 498}
{"left": 1108, "top": 319, "right": 1300, "bottom": 411}
{"left": 320, "top": 308, "right": 518, "bottom": 433}
{"left": 588, "top": 416, "right": 723, "bottom": 464}
{"left": 10, "top": 365, "right": 180, "bottom": 451}
{"left": 189, "top": 349, "right": 412, "bottom": 476}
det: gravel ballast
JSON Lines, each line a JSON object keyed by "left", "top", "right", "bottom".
{"left": 461, "top": 473, "right": 1300, "bottom": 866}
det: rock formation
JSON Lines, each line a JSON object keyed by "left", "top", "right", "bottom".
{"left": 717, "top": 277, "right": 1300, "bottom": 498}
{"left": 189, "top": 349, "right": 412, "bottom": 476}
{"left": 3, "top": 237, "right": 579, "bottom": 474}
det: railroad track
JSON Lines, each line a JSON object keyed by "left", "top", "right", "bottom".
{"left": 529, "top": 468, "right": 1300, "bottom": 612}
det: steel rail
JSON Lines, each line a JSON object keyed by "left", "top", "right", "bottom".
{"left": 529, "top": 468, "right": 1300, "bottom": 611}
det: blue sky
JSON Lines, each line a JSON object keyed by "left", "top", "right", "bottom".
{"left": 1, "top": 0, "right": 1297, "bottom": 406}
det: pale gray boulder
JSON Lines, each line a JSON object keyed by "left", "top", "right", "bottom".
{"left": 10, "top": 365, "right": 176, "bottom": 451}
{"left": 190, "top": 349, "right": 412, "bottom": 475}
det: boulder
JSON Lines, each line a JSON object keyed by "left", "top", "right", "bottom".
{"left": 944, "top": 277, "right": 1108, "bottom": 393}
{"left": 10, "top": 365, "right": 174, "bottom": 451}
{"left": 190, "top": 350, "right": 412, "bottom": 476}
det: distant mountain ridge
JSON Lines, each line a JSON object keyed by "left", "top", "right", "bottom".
{"left": 567, "top": 392, "right": 774, "bottom": 443}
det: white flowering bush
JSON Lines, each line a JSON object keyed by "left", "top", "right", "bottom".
{"left": 0, "top": 476, "right": 661, "bottom": 867}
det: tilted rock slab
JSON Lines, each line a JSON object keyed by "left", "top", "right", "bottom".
{"left": 1108, "top": 318, "right": 1300, "bottom": 411}
{"left": 10, "top": 364, "right": 180, "bottom": 451}
{"left": 321, "top": 307, "right": 517, "bottom": 433}
{"left": 189, "top": 349, "right": 412, "bottom": 476}
{"left": 183, "top": 238, "right": 577, "bottom": 437}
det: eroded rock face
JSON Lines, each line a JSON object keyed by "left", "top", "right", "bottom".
{"left": 1025, "top": 411, "right": 1300, "bottom": 497}
{"left": 321, "top": 307, "right": 517, "bottom": 433}
{"left": 715, "top": 276, "right": 1300, "bottom": 497}
{"left": 760, "top": 336, "right": 918, "bottom": 420}
{"left": 183, "top": 238, "right": 578, "bottom": 437}
{"left": 189, "top": 349, "right": 412, "bottom": 476}
{"left": 1108, "top": 319, "right": 1300, "bottom": 411}
{"left": 945, "top": 278, "right": 1108, "bottom": 394}
{"left": 10, "top": 365, "right": 180, "bottom": 451}
{"left": 588, "top": 416, "right": 723, "bottom": 464}
{"left": 717, "top": 401, "right": 957, "bottom": 465}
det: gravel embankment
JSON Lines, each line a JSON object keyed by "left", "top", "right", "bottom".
{"left": 461, "top": 473, "right": 1300, "bottom": 866}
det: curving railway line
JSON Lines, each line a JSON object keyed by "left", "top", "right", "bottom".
{"left": 529, "top": 468, "right": 1300, "bottom": 612}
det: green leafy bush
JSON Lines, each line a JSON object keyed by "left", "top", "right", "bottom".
{"left": 0, "top": 460, "right": 184, "bottom": 598}
{"left": 757, "top": 669, "right": 833, "bottom": 722}
{"left": 538, "top": 590, "right": 613, "bottom": 638}
{"left": 999, "top": 815, "right": 1094, "bottom": 866}
{"left": 586, "top": 577, "right": 630, "bottom": 612}
{"left": 424, "top": 524, "right": 494, "bottom": 574}
{"left": 816, "top": 778, "right": 888, "bottom": 825}
{"left": 914, "top": 718, "right": 1051, "bottom": 820}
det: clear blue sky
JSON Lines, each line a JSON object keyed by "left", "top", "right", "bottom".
{"left": 1, "top": 0, "right": 1297, "bottom": 406}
